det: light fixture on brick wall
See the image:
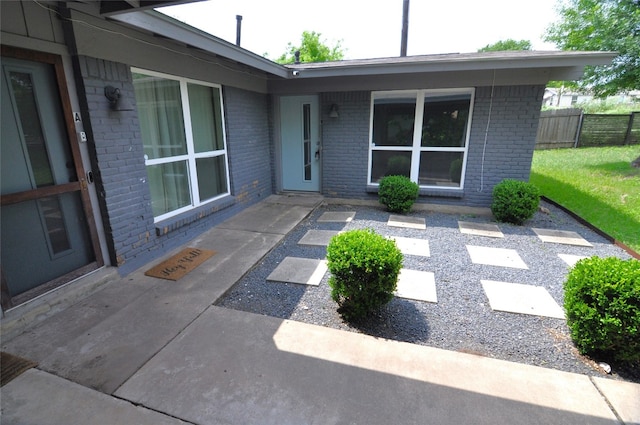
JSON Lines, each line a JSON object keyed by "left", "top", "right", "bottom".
{"left": 329, "top": 104, "right": 339, "bottom": 118}
{"left": 104, "top": 85, "right": 133, "bottom": 111}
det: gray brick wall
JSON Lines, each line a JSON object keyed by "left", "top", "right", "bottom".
{"left": 321, "top": 92, "right": 373, "bottom": 199}
{"left": 320, "top": 85, "right": 545, "bottom": 207}
{"left": 224, "top": 86, "right": 273, "bottom": 203}
{"left": 77, "top": 56, "right": 272, "bottom": 274}
{"left": 463, "top": 85, "right": 545, "bottom": 206}
{"left": 76, "top": 56, "right": 155, "bottom": 270}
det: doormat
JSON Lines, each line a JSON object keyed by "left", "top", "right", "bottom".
{"left": 1, "top": 352, "right": 38, "bottom": 387}
{"left": 144, "top": 247, "right": 216, "bottom": 281}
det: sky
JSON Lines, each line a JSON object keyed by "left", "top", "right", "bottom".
{"left": 158, "top": 0, "right": 561, "bottom": 60}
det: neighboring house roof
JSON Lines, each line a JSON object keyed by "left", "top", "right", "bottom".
{"left": 111, "top": 9, "right": 616, "bottom": 83}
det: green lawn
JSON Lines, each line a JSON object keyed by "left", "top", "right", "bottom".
{"left": 530, "top": 146, "right": 640, "bottom": 254}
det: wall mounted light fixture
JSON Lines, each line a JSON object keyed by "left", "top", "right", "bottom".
{"left": 329, "top": 104, "right": 339, "bottom": 118}
{"left": 104, "top": 85, "right": 134, "bottom": 111}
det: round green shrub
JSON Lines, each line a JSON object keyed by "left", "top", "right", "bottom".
{"left": 564, "top": 256, "right": 640, "bottom": 362}
{"left": 491, "top": 179, "right": 540, "bottom": 225}
{"left": 327, "top": 229, "right": 403, "bottom": 321}
{"left": 378, "top": 175, "right": 419, "bottom": 214}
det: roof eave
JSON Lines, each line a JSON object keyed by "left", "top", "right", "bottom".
{"left": 283, "top": 52, "right": 618, "bottom": 80}
{"left": 110, "top": 10, "right": 289, "bottom": 78}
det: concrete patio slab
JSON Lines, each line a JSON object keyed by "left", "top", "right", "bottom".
{"left": 317, "top": 211, "right": 355, "bottom": 223}
{"left": 388, "top": 215, "right": 426, "bottom": 230}
{"left": 1, "top": 369, "right": 186, "bottom": 425}
{"left": 395, "top": 269, "right": 437, "bottom": 303}
{"left": 217, "top": 201, "right": 312, "bottom": 235}
{"left": 481, "top": 280, "right": 565, "bottom": 319}
{"left": 298, "top": 229, "right": 339, "bottom": 246}
{"left": 467, "top": 245, "right": 528, "bottom": 269}
{"left": 592, "top": 377, "right": 640, "bottom": 425}
{"left": 390, "top": 236, "right": 430, "bottom": 257}
{"left": 532, "top": 228, "right": 593, "bottom": 247}
{"left": 115, "top": 306, "right": 618, "bottom": 425}
{"left": 558, "top": 254, "right": 589, "bottom": 267}
{"left": 266, "top": 257, "right": 327, "bottom": 286}
{"left": 458, "top": 221, "right": 504, "bottom": 238}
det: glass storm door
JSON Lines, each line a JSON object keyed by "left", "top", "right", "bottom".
{"left": 1, "top": 55, "right": 98, "bottom": 308}
{"left": 280, "top": 95, "right": 321, "bottom": 191}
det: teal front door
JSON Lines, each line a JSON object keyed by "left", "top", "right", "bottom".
{"left": 280, "top": 95, "right": 321, "bottom": 191}
{"left": 1, "top": 53, "right": 99, "bottom": 308}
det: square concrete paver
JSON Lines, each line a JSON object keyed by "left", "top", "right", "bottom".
{"left": 317, "top": 211, "right": 356, "bottom": 223}
{"left": 298, "top": 230, "right": 339, "bottom": 246}
{"left": 395, "top": 269, "right": 437, "bottom": 303}
{"left": 390, "top": 236, "right": 430, "bottom": 257}
{"left": 466, "top": 245, "right": 528, "bottom": 269}
{"left": 558, "top": 254, "right": 588, "bottom": 267}
{"left": 458, "top": 221, "right": 504, "bottom": 238}
{"left": 532, "top": 228, "right": 593, "bottom": 247}
{"left": 266, "top": 257, "right": 327, "bottom": 286}
{"left": 388, "top": 215, "right": 426, "bottom": 230}
{"left": 481, "top": 280, "right": 565, "bottom": 319}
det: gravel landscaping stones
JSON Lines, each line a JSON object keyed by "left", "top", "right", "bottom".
{"left": 217, "top": 200, "right": 638, "bottom": 382}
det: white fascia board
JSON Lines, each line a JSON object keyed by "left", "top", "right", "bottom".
{"left": 285, "top": 52, "right": 618, "bottom": 80}
{"left": 111, "top": 10, "right": 289, "bottom": 78}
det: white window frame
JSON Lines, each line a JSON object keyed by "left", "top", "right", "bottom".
{"left": 368, "top": 88, "right": 475, "bottom": 190}
{"left": 132, "top": 68, "right": 230, "bottom": 222}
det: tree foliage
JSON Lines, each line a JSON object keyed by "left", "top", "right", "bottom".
{"left": 275, "top": 31, "right": 345, "bottom": 64}
{"left": 545, "top": 0, "right": 640, "bottom": 97}
{"left": 477, "top": 39, "right": 532, "bottom": 52}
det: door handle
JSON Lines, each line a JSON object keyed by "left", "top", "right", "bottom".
{"left": 315, "top": 150, "right": 320, "bottom": 159}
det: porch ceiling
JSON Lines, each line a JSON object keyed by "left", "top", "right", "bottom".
{"left": 98, "top": 0, "right": 200, "bottom": 16}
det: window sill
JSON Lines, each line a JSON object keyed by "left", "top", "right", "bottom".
{"left": 154, "top": 195, "right": 235, "bottom": 236}
{"left": 366, "top": 185, "right": 464, "bottom": 199}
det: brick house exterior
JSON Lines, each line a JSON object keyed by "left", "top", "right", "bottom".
{"left": 0, "top": 0, "right": 615, "bottom": 310}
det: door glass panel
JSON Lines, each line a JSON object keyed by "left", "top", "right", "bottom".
{"left": 303, "top": 103, "right": 311, "bottom": 181}
{"left": 188, "top": 83, "right": 224, "bottom": 153}
{"left": 38, "top": 196, "right": 72, "bottom": 256}
{"left": 196, "top": 156, "right": 227, "bottom": 201}
{"left": 10, "top": 71, "right": 54, "bottom": 187}
{"left": 146, "top": 161, "right": 191, "bottom": 216}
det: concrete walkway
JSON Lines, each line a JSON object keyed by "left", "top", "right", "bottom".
{"left": 2, "top": 195, "right": 639, "bottom": 425}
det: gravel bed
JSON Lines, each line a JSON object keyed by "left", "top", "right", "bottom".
{"left": 216, "top": 200, "right": 638, "bottom": 382}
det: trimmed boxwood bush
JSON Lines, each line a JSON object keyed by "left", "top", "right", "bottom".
{"left": 378, "top": 175, "right": 419, "bottom": 214}
{"left": 564, "top": 256, "right": 640, "bottom": 362}
{"left": 491, "top": 179, "right": 540, "bottom": 225}
{"left": 327, "top": 229, "right": 403, "bottom": 321}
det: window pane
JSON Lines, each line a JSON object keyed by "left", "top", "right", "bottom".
{"left": 371, "top": 151, "right": 412, "bottom": 182}
{"left": 372, "top": 98, "right": 415, "bottom": 147}
{"left": 187, "top": 83, "right": 225, "bottom": 153}
{"left": 421, "top": 95, "right": 470, "bottom": 147}
{"left": 147, "top": 161, "right": 191, "bottom": 216}
{"left": 419, "top": 151, "right": 464, "bottom": 187}
{"left": 133, "top": 73, "right": 187, "bottom": 159}
{"left": 196, "top": 156, "right": 227, "bottom": 201}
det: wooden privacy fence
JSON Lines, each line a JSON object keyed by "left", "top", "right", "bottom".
{"left": 535, "top": 109, "right": 640, "bottom": 149}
